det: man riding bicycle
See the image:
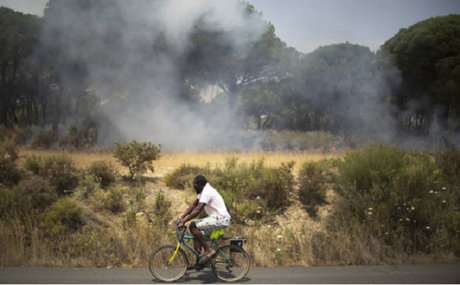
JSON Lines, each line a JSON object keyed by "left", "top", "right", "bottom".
{"left": 178, "top": 175, "right": 231, "bottom": 264}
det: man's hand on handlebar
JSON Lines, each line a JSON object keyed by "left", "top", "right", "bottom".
{"left": 177, "top": 218, "right": 185, "bottom": 230}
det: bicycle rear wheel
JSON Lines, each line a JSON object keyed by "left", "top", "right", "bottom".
{"left": 149, "top": 245, "right": 188, "bottom": 282}
{"left": 212, "top": 244, "right": 250, "bottom": 282}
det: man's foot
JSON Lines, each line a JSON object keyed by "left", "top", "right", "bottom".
{"left": 199, "top": 250, "right": 216, "bottom": 264}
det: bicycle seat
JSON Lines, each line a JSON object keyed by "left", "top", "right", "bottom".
{"left": 210, "top": 229, "right": 224, "bottom": 239}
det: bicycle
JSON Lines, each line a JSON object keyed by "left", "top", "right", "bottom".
{"left": 149, "top": 219, "right": 250, "bottom": 282}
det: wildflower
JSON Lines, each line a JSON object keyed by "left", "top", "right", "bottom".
{"left": 289, "top": 192, "right": 293, "bottom": 195}
{"left": 406, "top": 218, "right": 410, "bottom": 222}
{"left": 257, "top": 206, "right": 262, "bottom": 209}
{"left": 368, "top": 212, "right": 373, "bottom": 215}
{"left": 276, "top": 248, "right": 281, "bottom": 252}
{"left": 256, "top": 196, "right": 260, "bottom": 200}
{"left": 368, "top": 207, "right": 373, "bottom": 211}
{"left": 429, "top": 190, "right": 434, "bottom": 194}
{"left": 256, "top": 210, "right": 261, "bottom": 214}
{"left": 276, "top": 235, "right": 282, "bottom": 239}
{"left": 442, "top": 200, "right": 446, "bottom": 203}
{"left": 267, "top": 225, "right": 271, "bottom": 228}
{"left": 426, "top": 226, "right": 430, "bottom": 230}
{"left": 442, "top": 187, "right": 447, "bottom": 190}
{"left": 411, "top": 207, "right": 415, "bottom": 210}
{"left": 435, "top": 191, "right": 438, "bottom": 194}
{"left": 385, "top": 232, "right": 389, "bottom": 235}
{"left": 399, "top": 219, "right": 403, "bottom": 222}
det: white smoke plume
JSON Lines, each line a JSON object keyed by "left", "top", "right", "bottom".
{"left": 39, "top": 0, "right": 267, "bottom": 150}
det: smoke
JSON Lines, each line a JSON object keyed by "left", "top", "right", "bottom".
{"left": 39, "top": 0, "right": 267, "bottom": 150}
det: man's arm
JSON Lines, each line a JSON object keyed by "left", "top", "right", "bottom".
{"left": 178, "top": 202, "right": 206, "bottom": 229}
{"left": 180, "top": 199, "right": 199, "bottom": 220}
{"left": 182, "top": 202, "right": 205, "bottom": 224}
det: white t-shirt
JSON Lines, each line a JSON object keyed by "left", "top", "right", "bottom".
{"left": 197, "top": 183, "right": 231, "bottom": 220}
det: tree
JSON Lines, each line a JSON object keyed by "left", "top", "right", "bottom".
{"left": 113, "top": 140, "right": 161, "bottom": 180}
{"left": 186, "top": 3, "right": 287, "bottom": 110}
{"left": 238, "top": 82, "right": 280, "bottom": 129}
{"left": 285, "top": 43, "right": 378, "bottom": 135}
{"left": 379, "top": 15, "right": 460, "bottom": 138}
{"left": 0, "top": 7, "right": 40, "bottom": 128}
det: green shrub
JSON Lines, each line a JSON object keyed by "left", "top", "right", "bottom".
{"left": 298, "top": 162, "right": 328, "bottom": 216}
{"left": 73, "top": 173, "right": 103, "bottom": 200}
{"left": 40, "top": 198, "right": 84, "bottom": 237}
{"left": 42, "top": 154, "right": 79, "bottom": 195}
{"left": 134, "top": 187, "right": 146, "bottom": 212}
{"left": 0, "top": 138, "right": 21, "bottom": 186}
{"left": 113, "top": 140, "right": 161, "bottom": 180}
{"left": 332, "top": 144, "right": 460, "bottom": 255}
{"left": 22, "top": 155, "right": 43, "bottom": 175}
{"left": 31, "top": 130, "right": 58, "bottom": 149}
{"left": 96, "top": 186, "right": 125, "bottom": 213}
{"left": 14, "top": 176, "right": 58, "bottom": 211}
{"left": 434, "top": 144, "right": 460, "bottom": 185}
{"left": 88, "top": 161, "right": 117, "bottom": 188}
{"left": 336, "top": 144, "right": 408, "bottom": 194}
{"left": 0, "top": 187, "right": 13, "bottom": 219}
{"left": 165, "top": 164, "right": 206, "bottom": 189}
{"left": 153, "top": 192, "right": 172, "bottom": 226}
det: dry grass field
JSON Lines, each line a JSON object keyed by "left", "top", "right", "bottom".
{"left": 19, "top": 149, "right": 341, "bottom": 177}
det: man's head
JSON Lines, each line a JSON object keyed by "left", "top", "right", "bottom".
{"left": 193, "top": 175, "right": 207, "bottom": 194}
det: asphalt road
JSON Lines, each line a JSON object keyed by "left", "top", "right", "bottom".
{"left": 1, "top": 264, "right": 460, "bottom": 284}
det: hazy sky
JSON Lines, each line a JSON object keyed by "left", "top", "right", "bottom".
{"left": 1, "top": 0, "right": 459, "bottom": 53}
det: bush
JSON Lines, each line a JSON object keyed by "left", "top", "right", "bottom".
{"left": 96, "top": 186, "right": 125, "bottom": 213}
{"left": 0, "top": 138, "right": 21, "bottom": 186}
{"left": 298, "top": 162, "right": 328, "bottom": 217}
{"left": 31, "top": 130, "right": 58, "bottom": 149}
{"left": 40, "top": 198, "right": 84, "bottom": 237}
{"left": 153, "top": 192, "right": 171, "bottom": 226}
{"left": 88, "top": 161, "right": 117, "bottom": 188}
{"left": 333, "top": 144, "right": 460, "bottom": 255}
{"left": 73, "top": 173, "right": 103, "bottom": 200}
{"left": 165, "top": 164, "right": 206, "bottom": 190}
{"left": 42, "top": 154, "right": 79, "bottom": 195}
{"left": 434, "top": 144, "right": 460, "bottom": 185}
{"left": 22, "top": 155, "right": 43, "bottom": 175}
{"left": 14, "top": 176, "right": 58, "bottom": 211}
{"left": 336, "top": 144, "right": 407, "bottom": 194}
{"left": 0, "top": 187, "right": 13, "bottom": 219}
{"left": 113, "top": 140, "right": 161, "bottom": 180}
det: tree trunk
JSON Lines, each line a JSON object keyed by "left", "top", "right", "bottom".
{"left": 52, "top": 86, "right": 63, "bottom": 133}
{"left": 33, "top": 101, "right": 39, "bottom": 125}
{"left": 74, "top": 86, "right": 85, "bottom": 124}
{"left": 41, "top": 98, "right": 47, "bottom": 127}
{"left": 437, "top": 103, "right": 450, "bottom": 147}
{"left": 0, "top": 94, "right": 7, "bottom": 127}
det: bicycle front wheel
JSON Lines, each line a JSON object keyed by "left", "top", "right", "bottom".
{"left": 212, "top": 244, "right": 250, "bottom": 282}
{"left": 149, "top": 245, "right": 188, "bottom": 282}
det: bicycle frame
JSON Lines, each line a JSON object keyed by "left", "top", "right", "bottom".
{"left": 172, "top": 222, "right": 232, "bottom": 268}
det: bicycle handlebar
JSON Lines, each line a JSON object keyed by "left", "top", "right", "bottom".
{"left": 175, "top": 219, "right": 187, "bottom": 241}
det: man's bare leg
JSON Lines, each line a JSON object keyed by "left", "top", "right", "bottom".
{"left": 190, "top": 223, "right": 212, "bottom": 255}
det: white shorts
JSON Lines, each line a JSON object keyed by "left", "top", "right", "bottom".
{"left": 194, "top": 216, "right": 230, "bottom": 237}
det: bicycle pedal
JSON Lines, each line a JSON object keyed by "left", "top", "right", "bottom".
{"left": 194, "top": 263, "right": 204, "bottom": 271}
